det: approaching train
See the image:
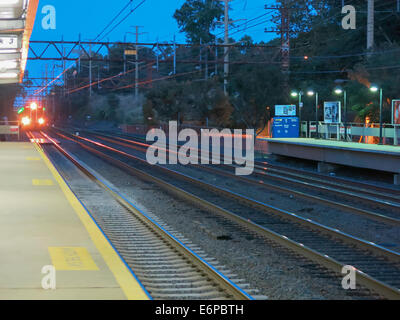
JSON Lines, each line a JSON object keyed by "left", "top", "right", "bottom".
{"left": 17, "top": 102, "right": 47, "bottom": 130}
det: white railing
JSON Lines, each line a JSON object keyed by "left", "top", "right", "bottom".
{"left": 301, "top": 121, "right": 400, "bottom": 146}
{"left": 0, "top": 121, "right": 20, "bottom": 140}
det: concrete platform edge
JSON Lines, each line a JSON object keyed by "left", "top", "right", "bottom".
{"left": 35, "top": 143, "right": 150, "bottom": 300}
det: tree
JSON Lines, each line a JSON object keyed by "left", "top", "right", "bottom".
{"left": 174, "top": 0, "right": 224, "bottom": 44}
{"left": 0, "top": 84, "right": 24, "bottom": 120}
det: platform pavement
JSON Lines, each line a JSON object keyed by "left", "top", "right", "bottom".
{"left": 0, "top": 142, "right": 149, "bottom": 300}
{"left": 261, "top": 138, "right": 400, "bottom": 155}
{"left": 262, "top": 138, "right": 400, "bottom": 184}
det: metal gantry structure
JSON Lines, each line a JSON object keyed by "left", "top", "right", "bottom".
{"left": 24, "top": 40, "right": 280, "bottom": 97}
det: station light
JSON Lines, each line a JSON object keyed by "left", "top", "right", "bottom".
{"left": 21, "top": 117, "right": 31, "bottom": 126}
{"left": 370, "top": 85, "right": 379, "bottom": 93}
{"left": 369, "top": 84, "right": 383, "bottom": 144}
{"left": 0, "top": 0, "right": 20, "bottom": 5}
{"left": 0, "top": 72, "right": 18, "bottom": 78}
{"left": 307, "top": 90, "right": 315, "bottom": 96}
{"left": 290, "top": 91, "right": 298, "bottom": 97}
{"left": 0, "top": 60, "right": 18, "bottom": 70}
{"left": 334, "top": 87, "right": 343, "bottom": 95}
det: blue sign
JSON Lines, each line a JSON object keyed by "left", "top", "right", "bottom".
{"left": 272, "top": 117, "right": 299, "bottom": 138}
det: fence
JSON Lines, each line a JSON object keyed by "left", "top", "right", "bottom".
{"left": 302, "top": 121, "right": 400, "bottom": 146}
{"left": 0, "top": 121, "right": 20, "bottom": 140}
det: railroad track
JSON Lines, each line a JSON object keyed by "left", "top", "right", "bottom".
{"left": 76, "top": 128, "right": 400, "bottom": 203}
{"left": 69, "top": 128, "right": 400, "bottom": 226}
{"left": 254, "top": 161, "right": 400, "bottom": 201}
{"left": 37, "top": 132, "right": 255, "bottom": 300}
{"left": 48, "top": 128, "right": 400, "bottom": 299}
{"left": 107, "top": 130, "right": 400, "bottom": 200}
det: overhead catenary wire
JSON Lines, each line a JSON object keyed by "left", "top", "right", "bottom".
{"left": 98, "top": 0, "right": 147, "bottom": 41}
{"left": 113, "top": 69, "right": 201, "bottom": 91}
{"left": 94, "top": 0, "right": 133, "bottom": 41}
{"left": 33, "top": 0, "right": 147, "bottom": 96}
{"left": 67, "top": 62, "right": 153, "bottom": 94}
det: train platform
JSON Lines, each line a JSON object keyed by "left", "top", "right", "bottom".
{"left": 262, "top": 138, "right": 400, "bottom": 184}
{"left": 0, "top": 142, "right": 149, "bottom": 300}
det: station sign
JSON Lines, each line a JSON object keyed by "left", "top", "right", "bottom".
{"left": 0, "top": 36, "right": 19, "bottom": 49}
{"left": 392, "top": 100, "right": 400, "bottom": 125}
{"left": 271, "top": 117, "right": 299, "bottom": 138}
{"left": 275, "top": 105, "right": 296, "bottom": 117}
{"left": 324, "top": 101, "right": 341, "bottom": 124}
{"left": 124, "top": 50, "right": 137, "bottom": 56}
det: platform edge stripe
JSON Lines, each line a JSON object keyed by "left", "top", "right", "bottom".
{"left": 33, "top": 143, "right": 150, "bottom": 300}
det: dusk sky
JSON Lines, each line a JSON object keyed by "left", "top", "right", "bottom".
{"left": 26, "top": 0, "right": 278, "bottom": 82}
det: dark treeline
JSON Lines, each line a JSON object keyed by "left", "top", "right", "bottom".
{"left": 40, "top": 0, "right": 400, "bottom": 129}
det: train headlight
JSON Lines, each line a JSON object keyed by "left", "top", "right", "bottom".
{"left": 38, "top": 118, "right": 45, "bottom": 125}
{"left": 21, "top": 117, "right": 31, "bottom": 126}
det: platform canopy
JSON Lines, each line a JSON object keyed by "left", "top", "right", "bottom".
{"left": 0, "top": 0, "right": 38, "bottom": 84}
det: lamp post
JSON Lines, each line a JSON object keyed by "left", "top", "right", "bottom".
{"left": 291, "top": 90, "right": 303, "bottom": 136}
{"left": 334, "top": 87, "right": 347, "bottom": 141}
{"left": 370, "top": 85, "right": 383, "bottom": 145}
{"left": 307, "top": 90, "right": 319, "bottom": 138}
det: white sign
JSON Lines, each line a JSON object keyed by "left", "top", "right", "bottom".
{"left": 0, "top": 36, "right": 18, "bottom": 49}
{"left": 392, "top": 100, "right": 400, "bottom": 125}
{"left": 324, "top": 101, "right": 341, "bottom": 123}
{"left": 275, "top": 105, "right": 296, "bottom": 117}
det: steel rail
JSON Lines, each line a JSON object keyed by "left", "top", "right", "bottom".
{"left": 86, "top": 129, "right": 400, "bottom": 205}
{"left": 251, "top": 164, "right": 400, "bottom": 211}
{"left": 62, "top": 129, "right": 400, "bottom": 262}
{"left": 40, "top": 131, "right": 253, "bottom": 301}
{"left": 49, "top": 129, "right": 400, "bottom": 299}
{"left": 83, "top": 130, "right": 400, "bottom": 227}
{"left": 255, "top": 161, "right": 400, "bottom": 200}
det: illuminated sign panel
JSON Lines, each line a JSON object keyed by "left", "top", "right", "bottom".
{"left": 275, "top": 105, "right": 297, "bottom": 117}
{"left": 125, "top": 50, "right": 137, "bottom": 56}
{"left": 0, "top": 36, "right": 18, "bottom": 49}
{"left": 393, "top": 100, "right": 400, "bottom": 125}
{"left": 324, "top": 101, "right": 341, "bottom": 124}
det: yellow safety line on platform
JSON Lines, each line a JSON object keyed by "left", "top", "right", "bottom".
{"left": 32, "top": 179, "right": 54, "bottom": 186}
{"left": 33, "top": 144, "right": 149, "bottom": 300}
{"left": 49, "top": 247, "right": 99, "bottom": 271}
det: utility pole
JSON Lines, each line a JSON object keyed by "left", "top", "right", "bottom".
{"left": 218, "top": 0, "right": 234, "bottom": 95}
{"left": 215, "top": 38, "right": 218, "bottom": 76}
{"left": 89, "top": 43, "right": 92, "bottom": 97}
{"left": 61, "top": 35, "right": 66, "bottom": 97}
{"left": 205, "top": 44, "right": 208, "bottom": 80}
{"left": 132, "top": 26, "right": 145, "bottom": 97}
{"left": 45, "top": 64, "right": 48, "bottom": 113}
{"left": 123, "top": 34, "right": 127, "bottom": 74}
{"left": 367, "top": 0, "right": 374, "bottom": 51}
{"left": 265, "top": 1, "right": 291, "bottom": 96}
{"left": 199, "top": 38, "right": 202, "bottom": 73}
{"left": 156, "top": 37, "right": 159, "bottom": 72}
{"left": 173, "top": 34, "right": 176, "bottom": 74}
{"left": 78, "top": 34, "right": 81, "bottom": 73}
